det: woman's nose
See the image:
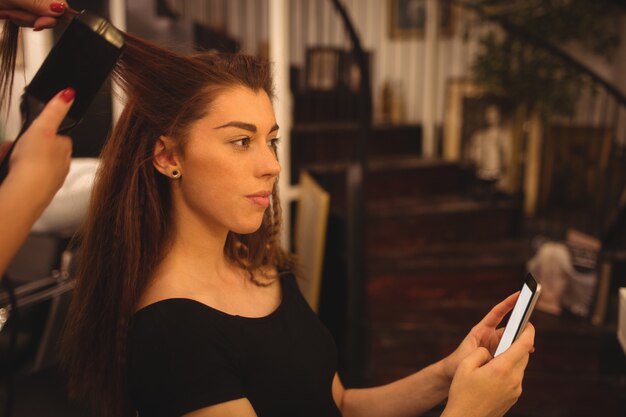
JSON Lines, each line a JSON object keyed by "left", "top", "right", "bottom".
{"left": 258, "top": 142, "right": 281, "bottom": 178}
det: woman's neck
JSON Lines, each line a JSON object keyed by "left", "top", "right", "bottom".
{"left": 155, "top": 204, "right": 235, "bottom": 289}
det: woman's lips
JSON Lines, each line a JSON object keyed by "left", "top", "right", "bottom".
{"left": 246, "top": 192, "right": 271, "bottom": 208}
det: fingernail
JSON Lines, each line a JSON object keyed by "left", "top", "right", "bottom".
{"left": 60, "top": 87, "right": 76, "bottom": 103}
{"left": 33, "top": 27, "right": 43, "bottom": 32}
{"left": 50, "top": 2, "right": 66, "bottom": 13}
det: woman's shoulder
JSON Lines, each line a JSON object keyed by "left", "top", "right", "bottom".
{"left": 133, "top": 297, "right": 215, "bottom": 320}
{"left": 277, "top": 269, "right": 298, "bottom": 291}
{"left": 133, "top": 267, "right": 296, "bottom": 322}
{"left": 130, "top": 298, "right": 225, "bottom": 343}
{"left": 129, "top": 298, "right": 239, "bottom": 366}
{"left": 134, "top": 271, "right": 185, "bottom": 313}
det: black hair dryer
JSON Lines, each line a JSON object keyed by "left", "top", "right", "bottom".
{"left": 0, "top": 10, "right": 125, "bottom": 184}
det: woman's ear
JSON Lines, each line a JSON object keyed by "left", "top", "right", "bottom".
{"left": 153, "top": 136, "right": 182, "bottom": 178}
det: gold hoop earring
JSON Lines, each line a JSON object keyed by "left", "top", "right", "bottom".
{"left": 171, "top": 169, "right": 181, "bottom": 179}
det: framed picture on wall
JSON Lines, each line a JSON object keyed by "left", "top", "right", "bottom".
{"left": 443, "top": 79, "right": 485, "bottom": 161}
{"left": 306, "top": 47, "right": 341, "bottom": 91}
{"left": 443, "top": 79, "right": 522, "bottom": 194}
{"left": 388, "top": 0, "right": 455, "bottom": 39}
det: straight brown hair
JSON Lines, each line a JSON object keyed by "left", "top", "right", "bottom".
{"left": 0, "top": 22, "right": 20, "bottom": 113}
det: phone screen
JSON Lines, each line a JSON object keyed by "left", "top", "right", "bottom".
{"left": 494, "top": 275, "right": 540, "bottom": 357}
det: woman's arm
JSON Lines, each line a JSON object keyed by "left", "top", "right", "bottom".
{"left": 0, "top": 89, "right": 73, "bottom": 277}
{"left": 182, "top": 398, "right": 258, "bottom": 417}
{"left": 333, "top": 294, "right": 535, "bottom": 417}
{"left": 333, "top": 359, "right": 451, "bottom": 417}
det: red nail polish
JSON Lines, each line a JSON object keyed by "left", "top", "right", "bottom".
{"left": 60, "top": 87, "right": 76, "bottom": 103}
{"left": 50, "top": 2, "right": 66, "bottom": 13}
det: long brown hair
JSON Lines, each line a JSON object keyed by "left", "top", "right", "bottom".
{"left": 60, "top": 34, "right": 294, "bottom": 417}
{"left": 0, "top": 21, "right": 20, "bottom": 113}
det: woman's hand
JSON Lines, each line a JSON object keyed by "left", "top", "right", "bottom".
{"left": 442, "top": 293, "right": 521, "bottom": 380}
{"left": 0, "top": 87, "right": 74, "bottom": 278}
{"left": 0, "top": 0, "right": 69, "bottom": 29}
{"left": 442, "top": 323, "right": 535, "bottom": 417}
{"left": 7, "top": 87, "right": 74, "bottom": 205}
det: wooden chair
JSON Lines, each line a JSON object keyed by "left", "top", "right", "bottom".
{"left": 294, "top": 171, "right": 330, "bottom": 313}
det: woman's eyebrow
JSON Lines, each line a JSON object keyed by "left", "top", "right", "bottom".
{"left": 214, "top": 121, "right": 257, "bottom": 132}
{"left": 214, "top": 121, "right": 280, "bottom": 134}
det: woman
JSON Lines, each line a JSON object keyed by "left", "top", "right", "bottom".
{"left": 61, "top": 35, "right": 534, "bottom": 417}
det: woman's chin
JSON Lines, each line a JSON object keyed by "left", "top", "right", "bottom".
{"left": 231, "top": 220, "right": 264, "bottom": 235}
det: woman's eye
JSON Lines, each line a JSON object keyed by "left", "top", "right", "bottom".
{"left": 231, "top": 137, "right": 251, "bottom": 148}
{"left": 269, "top": 137, "right": 280, "bottom": 151}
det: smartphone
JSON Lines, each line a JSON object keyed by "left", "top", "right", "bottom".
{"left": 0, "top": 10, "right": 124, "bottom": 183}
{"left": 494, "top": 273, "right": 542, "bottom": 357}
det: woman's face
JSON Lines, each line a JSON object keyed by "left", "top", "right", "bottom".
{"left": 171, "top": 86, "right": 281, "bottom": 235}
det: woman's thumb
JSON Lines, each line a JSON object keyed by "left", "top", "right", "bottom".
{"left": 461, "top": 347, "right": 493, "bottom": 370}
{"left": 31, "top": 87, "right": 75, "bottom": 132}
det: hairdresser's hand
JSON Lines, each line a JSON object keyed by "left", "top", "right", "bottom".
{"left": 0, "top": 0, "right": 69, "bottom": 29}
{"left": 8, "top": 87, "right": 74, "bottom": 205}
{"left": 442, "top": 324, "right": 535, "bottom": 417}
{"left": 442, "top": 293, "right": 522, "bottom": 380}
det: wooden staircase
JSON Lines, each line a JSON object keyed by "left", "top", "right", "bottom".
{"left": 360, "top": 157, "right": 527, "bottom": 385}
{"left": 292, "top": 124, "right": 626, "bottom": 417}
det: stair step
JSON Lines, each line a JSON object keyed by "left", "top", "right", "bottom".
{"left": 367, "top": 311, "right": 624, "bottom": 381}
{"left": 368, "top": 195, "right": 515, "bottom": 217}
{"left": 366, "top": 158, "right": 471, "bottom": 202}
{"left": 367, "top": 198, "right": 521, "bottom": 252}
{"left": 367, "top": 267, "right": 524, "bottom": 320}
{"left": 368, "top": 296, "right": 519, "bottom": 329}
{"left": 367, "top": 239, "right": 531, "bottom": 272}
{"left": 290, "top": 123, "right": 422, "bottom": 184}
{"left": 304, "top": 157, "right": 472, "bottom": 208}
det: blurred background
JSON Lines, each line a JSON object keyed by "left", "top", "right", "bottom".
{"left": 1, "top": 0, "right": 626, "bottom": 416}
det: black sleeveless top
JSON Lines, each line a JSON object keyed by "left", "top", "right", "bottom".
{"left": 128, "top": 273, "right": 342, "bottom": 417}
